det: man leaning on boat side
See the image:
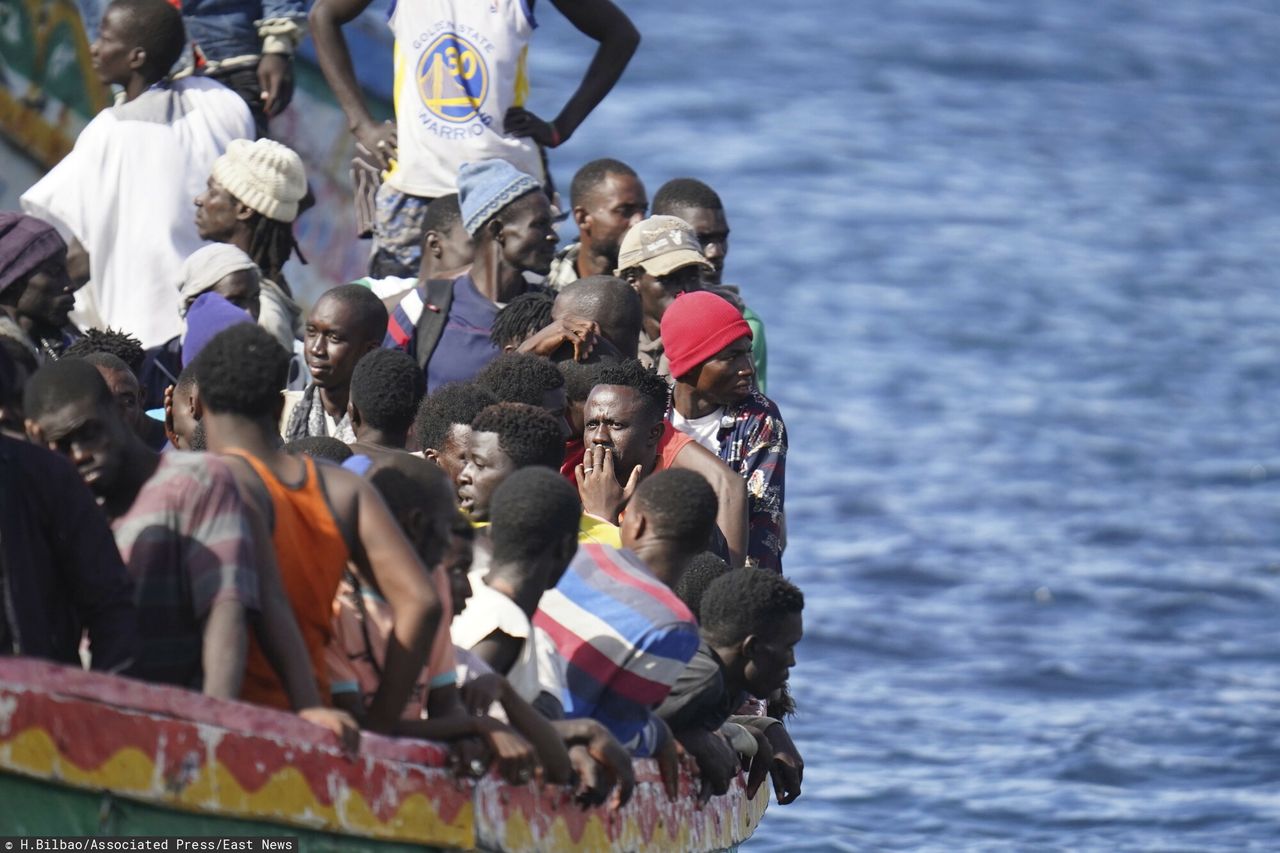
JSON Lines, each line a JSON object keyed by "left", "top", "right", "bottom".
{"left": 0, "top": 350, "right": 139, "bottom": 673}
{"left": 658, "top": 569, "right": 805, "bottom": 805}
{"left": 23, "top": 359, "right": 261, "bottom": 697}
{"left": 533, "top": 469, "right": 718, "bottom": 798}
{"left": 191, "top": 323, "right": 443, "bottom": 736}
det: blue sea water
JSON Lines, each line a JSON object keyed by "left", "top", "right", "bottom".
{"left": 533, "top": 0, "right": 1280, "bottom": 849}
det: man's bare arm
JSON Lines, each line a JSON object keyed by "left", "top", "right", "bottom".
{"left": 309, "top": 0, "right": 398, "bottom": 169}
{"left": 504, "top": 0, "right": 639, "bottom": 146}
{"left": 202, "top": 598, "right": 247, "bottom": 700}
{"left": 344, "top": 473, "right": 443, "bottom": 733}
{"left": 671, "top": 441, "right": 749, "bottom": 566}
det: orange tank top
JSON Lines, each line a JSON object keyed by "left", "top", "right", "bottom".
{"left": 229, "top": 451, "right": 350, "bottom": 710}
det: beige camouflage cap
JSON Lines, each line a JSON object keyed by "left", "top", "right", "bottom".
{"left": 614, "top": 215, "right": 715, "bottom": 277}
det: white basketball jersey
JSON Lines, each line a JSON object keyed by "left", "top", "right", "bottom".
{"left": 386, "top": 0, "right": 545, "bottom": 198}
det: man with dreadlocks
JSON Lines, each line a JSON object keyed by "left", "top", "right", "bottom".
{"left": 195, "top": 137, "right": 309, "bottom": 350}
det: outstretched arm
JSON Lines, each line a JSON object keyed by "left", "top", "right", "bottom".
{"left": 310, "top": 0, "right": 398, "bottom": 169}
{"left": 504, "top": 0, "right": 639, "bottom": 146}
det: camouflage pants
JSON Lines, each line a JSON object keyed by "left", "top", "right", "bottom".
{"left": 370, "top": 183, "right": 434, "bottom": 278}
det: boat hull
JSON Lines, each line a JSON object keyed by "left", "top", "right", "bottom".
{"left": 0, "top": 660, "right": 767, "bottom": 851}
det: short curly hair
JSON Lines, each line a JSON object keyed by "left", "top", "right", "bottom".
{"left": 557, "top": 358, "right": 614, "bottom": 405}
{"left": 593, "top": 358, "right": 669, "bottom": 420}
{"left": 489, "top": 467, "right": 581, "bottom": 565}
{"left": 413, "top": 382, "right": 498, "bottom": 451}
{"left": 285, "top": 435, "right": 353, "bottom": 464}
{"left": 700, "top": 569, "right": 803, "bottom": 648}
{"left": 489, "top": 290, "right": 555, "bottom": 349}
{"left": 652, "top": 177, "right": 724, "bottom": 215}
{"left": 62, "top": 328, "right": 145, "bottom": 373}
{"left": 631, "top": 469, "right": 718, "bottom": 552}
{"left": 675, "top": 552, "right": 730, "bottom": 621}
{"left": 190, "top": 324, "right": 290, "bottom": 417}
{"left": 350, "top": 348, "right": 426, "bottom": 435}
{"left": 470, "top": 402, "right": 564, "bottom": 470}
{"left": 475, "top": 353, "right": 564, "bottom": 407}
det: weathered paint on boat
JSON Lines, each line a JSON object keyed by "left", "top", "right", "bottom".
{"left": 0, "top": 660, "right": 768, "bottom": 851}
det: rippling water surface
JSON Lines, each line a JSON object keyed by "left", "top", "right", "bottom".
{"left": 535, "top": 0, "right": 1280, "bottom": 849}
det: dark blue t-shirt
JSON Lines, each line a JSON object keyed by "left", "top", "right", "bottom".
{"left": 427, "top": 274, "right": 502, "bottom": 390}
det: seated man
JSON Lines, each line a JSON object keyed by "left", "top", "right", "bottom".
{"left": 652, "top": 177, "right": 768, "bottom": 392}
{"left": 455, "top": 401, "right": 570, "bottom": 578}
{"left": 533, "top": 470, "right": 717, "bottom": 764}
{"left": 452, "top": 468, "right": 580, "bottom": 703}
{"left": 662, "top": 291, "right": 787, "bottom": 571}
{"left": 1, "top": 346, "right": 138, "bottom": 671}
{"left": 347, "top": 348, "right": 427, "bottom": 463}
{"left": 614, "top": 216, "right": 712, "bottom": 378}
{"left": 21, "top": 0, "right": 254, "bottom": 347}
{"left": 285, "top": 285, "right": 388, "bottom": 443}
{"left": 658, "top": 569, "right": 804, "bottom": 803}
{"left": 384, "top": 160, "right": 557, "bottom": 389}
{"left": 572, "top": 358, "right": 749, "bottom": 565}
{"left": 413, "top": 382, "right": 498, "bottom": 480}
{"left": 191, "top": 323, "right": 442, "bottom": 733}
{"left": 456, "top": 403, "right": 566, "bottom": 522}
{"left": 547, "top": 159, "right": 648, "bottom": 290}
{"left": 24, "top": 359, "right": 259, "bottom": 696}
{"left": 0, "top": 213, "right": 82, "bottom": 363}
{"left": 327, "top": 456, "right": 569, "bottom": 786}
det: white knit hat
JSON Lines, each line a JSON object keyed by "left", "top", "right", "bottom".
{"left": 210, "top": 138, "right": 307, "bottom": 223}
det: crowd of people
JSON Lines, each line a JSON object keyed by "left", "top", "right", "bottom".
{"left": 0, "top": 0, "right": 804, "bottom": 811}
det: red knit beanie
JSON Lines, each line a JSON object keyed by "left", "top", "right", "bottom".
{"left": 661, "top": 291, "right": 753, "bottom": 380}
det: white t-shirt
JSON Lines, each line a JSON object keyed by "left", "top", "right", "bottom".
{"left": 450, "top": 582, "right": 542, "bottom": 702}
{"left": 22, "top": 78, "right": 253, "bottom": 347}
{"left": 387, "top": 0, "right": 544, "bottom": 198}
{"left": 670, "top": 406, "right": 726, "bottom": 454}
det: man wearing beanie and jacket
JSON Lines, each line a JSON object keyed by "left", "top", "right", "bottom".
{"left": 614, "top": 215, "right": 713, "bottom": 379}
{"left": 385, "top": 159, "right": 557, "bottom": 390}
{"left": 21, "top": 0, "right": 254, "bottom": 348}
{"left": 663, "top": 290, "right": 787, "bottom": 572}
{"left": 0, "top": 213, "right": 83, "bottom": 364}
{"left": 195, "top": 137, "right": 309, "bottom": 350}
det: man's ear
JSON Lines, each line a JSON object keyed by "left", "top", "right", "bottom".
{"left": 422, "top": 447, "right": 441, "bottom": 464}
{"left": 190, "top": 389, "right": 204, "bottom": 419}
{"left": 572, "top": 205, "right": 590, "bottom": 231}
{"left": 487, "top": 218, "right": 505, "bottom": 245}
{"left": 127, "top": 46, "right": 147, "bottom": 74}
{"left": 621, "top": 505, "right": 646, "bottom": 541}
{"left": 234, "top": 199, "right": 256, "bottom": 223}
{"left": 403, "top": 506, "right": 429, "bottom": 551}
{"left": 646, "top": 418, "right": 664, "bottom": 448}
{"left": 424, "top": 231, "right": 444, "bottom": 260}
{"left": 740, "top": 633, "right": 760, "bottom": 662}
{"left": 348, "top": 401, "right": 362, "bottom": 429}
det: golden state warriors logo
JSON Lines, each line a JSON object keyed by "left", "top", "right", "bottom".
{"left": 416, "top": 33, "right": 489, "bottom": 123}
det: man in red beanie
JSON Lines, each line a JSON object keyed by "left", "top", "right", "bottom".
{"left": 662, "top": 291, "right": 786, "bottom": 571}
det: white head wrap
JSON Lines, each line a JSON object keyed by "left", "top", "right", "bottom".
{"left": 178, "top": 244, "right": 260, "bottom": 318}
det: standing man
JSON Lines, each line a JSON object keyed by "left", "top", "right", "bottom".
{"left": 546, "top": 159, "right": 648, "bottom": 290}
{"left": 309, "top": 0, "right": 640, "bottom": 277}
{"left": 194, "top": 137, "right": 310, "bottom": 349}
{"left": 22, "top": 0, "right": 253, "bottom": 347}
{"left": 652, "top": 178, "right": 768, "bottom": 392}
{"left": 614, "top": 216, "right": 712, "bottom": 379}
{"left": 662, "top": 291, "right": 786, "bottom": 571}
{"left": 384, "top": 160, "right": 557, "bottom": 389}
